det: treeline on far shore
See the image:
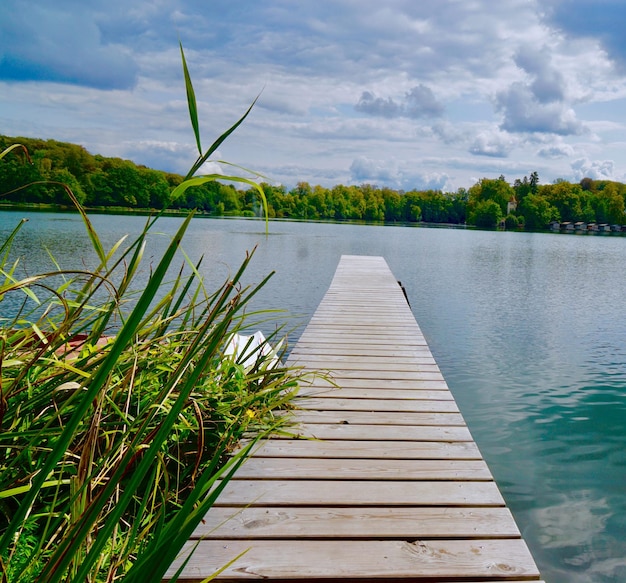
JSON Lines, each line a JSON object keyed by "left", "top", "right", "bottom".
{"left": 2, "top": 134, "right": 626, "bottom": 229}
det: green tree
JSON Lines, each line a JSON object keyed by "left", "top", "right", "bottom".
{"left": 580, "top": 177, "right": 594, "bottom": 192}
{"left": 504, "top": 214, "right": 520, "bottom": 229}
{"left": 219, "top": 183, "right": 241, "bottom": 214}
{"left": 529, "top": 171, "right": 539, "bottom": 193}
{"left": 361, "top": 184, "right": 385, "bottom": 221}
{"left": 0, "top": 153, "right": 47, "bottom": 202}
{"left": 330, "top": 184, "right": 353, "bottom": 220}
{"left": 468, "top": 177, "right": 515, "bottom": 219}
{"left": 445, "top": 188, "right": 467, "bottom": 224}
{"left": 85, "top": 158, "right": 148, "bottom": 206}
{"left": 518, "top": 193, "right": 557, "bottom": 229}
{"left": 50, "top": 168, "right": 86, "bottom": 204}
{"left": 309, "top": 184, "right": 332, "bottom": 219}
{"left": 401, "top": 191, "right": 423, "bottom": 222}
{"left": 138, "top": 167, "right": 171, "bottom": 209}
{"left": 417, "top": 190, "right": 451, "bottom": 223}
{"left": 468, "top": 199, "right": 503, "bottom": 228}
{"left": 542, "top": 181, "right": 583, "bottom": 222}
{"left": 381, "top": 187, "right": 402, "bottom": 221}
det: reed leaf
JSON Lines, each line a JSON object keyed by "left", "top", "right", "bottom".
{"left": 183, "top": 93, "right": 260, "bottom": 181}
{"left": 0, "top": 144, "right": 31, "bottom": 162}
{"left": 180, "top": 41, "right": 202, "bottom": 157}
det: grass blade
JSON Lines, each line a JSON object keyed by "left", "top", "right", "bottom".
{"left": 180, "top": 42, "right": 202, "bottom": 157}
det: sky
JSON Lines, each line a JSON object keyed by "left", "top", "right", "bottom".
{"left": 2, "top": 0, "right": 626, "bottom": 192}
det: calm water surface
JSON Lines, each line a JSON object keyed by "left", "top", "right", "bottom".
{"left": 2, "top": 210, "right": 626, "bottom": 583}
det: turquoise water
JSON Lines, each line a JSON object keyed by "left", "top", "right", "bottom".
{"left": 2, "top": 210, "right": 626, "bottom": 582}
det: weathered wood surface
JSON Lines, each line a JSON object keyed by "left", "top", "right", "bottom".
{"left": 166, "top": 255, "right": 542, "bottom": 582}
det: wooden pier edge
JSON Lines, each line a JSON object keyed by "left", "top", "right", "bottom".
{"left": 166, "top": 255, "right": 543, "bottom": 582}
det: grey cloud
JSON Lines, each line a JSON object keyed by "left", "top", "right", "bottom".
{"left": 514, "top": 45, "right": 565, "bottom": 103}
{"left": 350, "top": 157, "right": 401, "bottom": 184}
{"left": 496, "top": 82, "right": 584, "bottom": 135}
{"left": 355, "top": 85, "right": 443, "bottom": 119}
{"left": 431, "top": 122, "right": 468, "bottom": 145}
{"left": 355, "top": 92, "right": 402, "bottom": 118}
{"left": 405, "top": 85, "right": 445, "bottom": 118}
{"left": 546, "top": 0, "right": 626, "bottom": 69}
{"left": 537, "top": 144, "right": 575, "bottom": 158}
{"left": 0, "top": 4, "right": 138, "bottom": 89}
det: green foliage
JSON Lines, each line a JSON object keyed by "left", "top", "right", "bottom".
{"left": 504, "top": 214, "right": 521, "bottom": 230}
{"left": 542, "top": 181, "right": 584, "bottom": 222}
{"left": 468, "top": 176, "right": 515, "bottom": 217}
{"left": 0, "top": 206, "right": 302, "bottom": 582}
{"left": 468, "top": 199, "right": 503, "bottom": 228}
{"left": 0, "top": 45, "right": 302, "bottom": 582}
{"left": 518, "top": 193, "right": 557, "bottom": 230}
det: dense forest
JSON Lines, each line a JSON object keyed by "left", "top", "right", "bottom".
{"left": 2, "top": 134, "right": 626, "bottom": 229}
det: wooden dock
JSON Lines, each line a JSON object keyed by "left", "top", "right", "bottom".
{"left": 167, "top": 255, "right": 543, "bottom": 582}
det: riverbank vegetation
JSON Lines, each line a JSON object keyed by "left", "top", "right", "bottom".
{"left": 0, "top": 45, "right": 305, "bottom": 582}
{"left": 2, "top": 135, "right": 626, "bottom": 229}
{"left": 0, "top": 205, "right": 302, "bottom": 582}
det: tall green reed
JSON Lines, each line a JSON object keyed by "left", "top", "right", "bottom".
{"left": 0, "top": 45, "right": 301, "bottom": 583}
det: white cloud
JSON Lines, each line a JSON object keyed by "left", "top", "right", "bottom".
{"left": 349, "top": 156, "right": 452, "bottom": 191}
{"left": 469, "top": 130, "right": 517, "bottom": 158}
{"left": 570, "top": 158, "right": 621, "bottom": 181}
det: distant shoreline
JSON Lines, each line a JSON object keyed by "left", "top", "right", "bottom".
{"left": 0, "top": 202, "right": 470, "bottom": 228}
{"left": 3, "top": 202, "right": 626, "bottom": 236}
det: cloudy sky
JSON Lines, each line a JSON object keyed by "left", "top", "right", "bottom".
{"left": 2, "top": 0, "right": 626, "bottom": 192}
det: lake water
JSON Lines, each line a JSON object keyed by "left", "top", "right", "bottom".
{"left": 2, "top": 209, "right": 626, "bottom": 583}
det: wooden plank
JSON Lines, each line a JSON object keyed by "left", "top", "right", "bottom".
{"left": 319, "top": 370, "right": 445, "bottom": 380}
{"left": 306, "top": 319, "right": 419, "bottom": 327}
{"left": 289, "top": 353, "right": 438, "bottom": 365}
{"left": 231, "top": 458, "right": 493, "bottom": 481}
{"left": 300, "top": 303, "right": 414, "bottom": 309}
{"left": 289, "top": 346, "right": 433, "bottom": 357}
{"left": 286, "top": 423, "right": 474, "bottom": 442}
{"left": 213, "top": 480, "right": 505, "bottom": 506}
{"left": 297, "top": 386, "right": 454, "bottom": 400}
{"left": 290, "top": 410, "right": 466, "bottom": 426}
{"left": 310, "top": 306, "right": 412, "bottom": 314}
{"left": 165, "top": 539, "right": 540, "bottom": 581}
{"left": 296, "top": 331, "right": 427, "bottom": 342}
{"left": 289, "top": 358, "right": 440, "bottom": 372}
{"left": 298, "top": 326, "right": 422, "bottom": 334}
{"left": 301, "top": 377, "right": 450, "bottom": 390}
{"left": 245, "top": 439, "right": 482, "bottom": 460}
{"left": 194, "top": 506, "right": 521, "bottom": 539}
{"left": 294, "top": 397, "right": 459, "bottom": 413}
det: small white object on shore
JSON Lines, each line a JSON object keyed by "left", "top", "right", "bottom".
{"left": 224, "top": 330, "right": 281, "bottom": 370}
